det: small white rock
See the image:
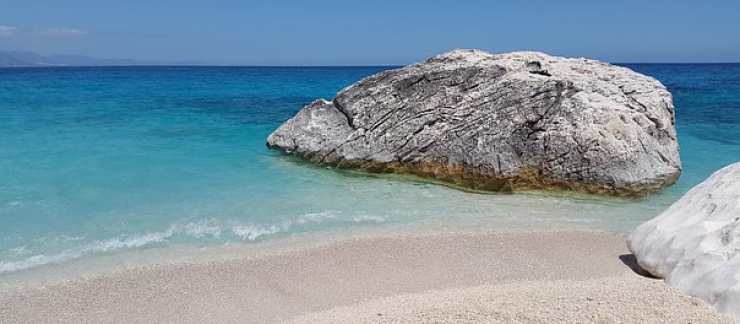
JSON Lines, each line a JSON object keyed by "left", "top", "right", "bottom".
{"left": 628, "top": 162, "right": 740, "bottom": 318}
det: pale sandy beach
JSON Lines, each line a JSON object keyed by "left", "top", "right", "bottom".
{"left": 0, "top": 230, "right": 734, "bottom": 324}
{"left": 3, "top": 1, "right": 739, "bottom": 323}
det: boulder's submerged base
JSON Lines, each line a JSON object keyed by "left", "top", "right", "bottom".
{"left": 628, "top": 162, "right": 740, "bottom": 319}
{"left": 268, "top": 50, "right": 681, "bottom": 196}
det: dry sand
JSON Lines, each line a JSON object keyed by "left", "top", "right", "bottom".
{"left": 0, "top": 231, "right": 734, "bottom": 324}
{"left": 287, "top": 277, "right": 729, "bottom": 324}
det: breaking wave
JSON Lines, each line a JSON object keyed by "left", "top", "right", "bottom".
{"left": 0, "top": 211, "right": 385, "bottom": 274}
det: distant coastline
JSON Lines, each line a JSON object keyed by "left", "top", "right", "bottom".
{"left": 0, "top": 51, "right": 204, "bottom": 67}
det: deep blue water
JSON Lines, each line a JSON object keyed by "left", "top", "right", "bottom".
{"left": 0, "top": 64, "right": 738, "bottom": 275}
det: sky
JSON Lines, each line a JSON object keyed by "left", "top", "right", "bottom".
{"left": 0, "top": 0, "right": 739, "bottom": 65}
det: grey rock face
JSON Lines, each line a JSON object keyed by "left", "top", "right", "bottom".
{"left": 267, "top": 50, "right": 681, "bottom": 195}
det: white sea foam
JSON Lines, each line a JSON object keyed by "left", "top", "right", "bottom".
{"left": 352, "top": 215, "right": 386, "bottom": 222}
{"left": 0, "top": 211, "right": 386, "bottom": 274}
{"left": 0, "top": 231, "right": 172, "bottom": 273}
{"left": 294, "top": 211, "right": 338, "bottom": 223}
{"left": 231, "top": 224, "right": 285, "bottom": 241}
{"left": 180, "top": 220, "right": 222, "bottom": 238}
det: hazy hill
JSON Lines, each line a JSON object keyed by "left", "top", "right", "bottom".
{"left": 0, "top": 51, "right": 203, "bottom": 67}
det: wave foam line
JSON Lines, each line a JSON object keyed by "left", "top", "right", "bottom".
{"left": 0, "top": 211, "right": 384, "bottom": 274}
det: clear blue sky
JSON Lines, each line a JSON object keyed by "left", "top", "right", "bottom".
{"left": 1, "top": 0, "right": 738, "bottom": 65}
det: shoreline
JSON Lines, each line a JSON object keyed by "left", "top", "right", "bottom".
{"left": 0, "top": 219, "right": 613, "bottom": 293}
{"left": 1, "top": 230, "right": 733, "bottom": 324}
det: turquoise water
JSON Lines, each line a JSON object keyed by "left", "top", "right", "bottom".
{"left": 1, "top": 64, "right": 739, "bottom": 275}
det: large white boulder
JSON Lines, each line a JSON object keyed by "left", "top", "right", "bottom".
{"left": 628, "top": 162, "right": 740, "bottom": 318}
{"left": 268, "top": 50, "right": 681, "bottom": 196}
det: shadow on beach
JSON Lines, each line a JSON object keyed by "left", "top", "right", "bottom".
{"left": 619, "top": 254, "right": 659, "bottom": 279}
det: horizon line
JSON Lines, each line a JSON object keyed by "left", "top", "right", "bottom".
{"left": 2, "top": 61, "right": 740, "bottom": 69}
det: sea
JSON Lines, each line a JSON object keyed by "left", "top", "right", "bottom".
{"left": 1, "top": 64, "right": 739, "bottom": 281}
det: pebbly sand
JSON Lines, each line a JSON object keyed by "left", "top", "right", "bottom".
{"left": 0, "top": 231, "right": 734, "bottom": 324}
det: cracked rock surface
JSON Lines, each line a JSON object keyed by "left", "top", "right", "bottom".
{"left": 267, "top": 50, "right": 681, "bottom": 195}
{"left": 628, "top": 162, "right": 740, "bottom": 319}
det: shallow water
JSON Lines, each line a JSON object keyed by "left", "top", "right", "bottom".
{"left": 0, "top": 64, "right": 738, "bottom": 275}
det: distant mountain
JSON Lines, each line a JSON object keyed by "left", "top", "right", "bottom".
{"left": 0, "top": 51, "right": 204, "bottom": 67}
